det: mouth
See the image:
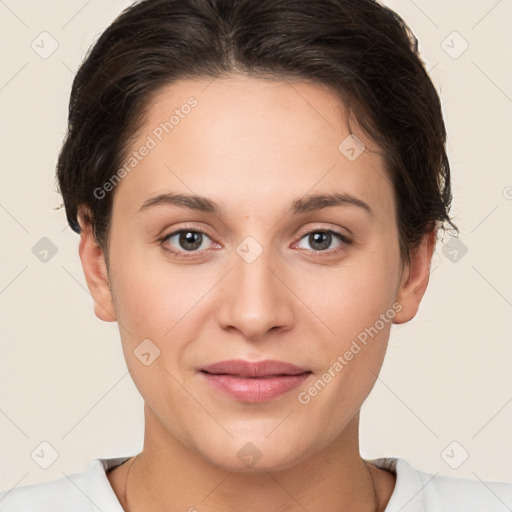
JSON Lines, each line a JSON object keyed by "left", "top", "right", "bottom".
{"left": 199, "top": 359, "right": 312, "bottom": 402}
{"left": 201, "top": 372, "right": 306, "bottom": 378}
{"left": 200, "top": 359, "right": 311, "bottom": 378}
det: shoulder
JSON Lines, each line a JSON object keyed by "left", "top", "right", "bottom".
{"left": 0, "top": 467, "right": 90, "bottom": 512}
{"left": 426, "top": 471, "right": 512, "bottom": 510}
{"left": 369, "top": 456, "right": 512, "bottom": 511}
{"left": 0, "top": 456, "right": 130, "bottom": 512}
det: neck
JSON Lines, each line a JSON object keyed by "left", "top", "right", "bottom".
{"left": 110, "top": 408, "right": 394, "bottom": 512}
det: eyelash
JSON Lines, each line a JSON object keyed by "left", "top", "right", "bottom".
{"left": 158, "top": 226, "right": 352, "bottom": 259}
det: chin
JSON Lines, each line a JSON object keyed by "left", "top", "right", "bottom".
{"left": 194, "top": 434, "right": 316, "bottom": 474}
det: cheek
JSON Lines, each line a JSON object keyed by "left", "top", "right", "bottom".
{"left": 109, "top": 242, "right": 221, "bottom": 361}
{"left": 289, "top": 241, "right": 400, "bottom": 393}
{"left": 109, "top": 230, "right": 178, "bottom": 325}
{"left": 300, "top": 281, "right": 396, "bottom": 420}
{"left": 114, "top": 270, "right": 199, "bottom": 337}
{"left": 294, "top": 253, "right": 399, "bottom": 334}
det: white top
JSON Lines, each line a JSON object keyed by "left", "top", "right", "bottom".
{"left": 1, "top": 455, "right": 512, "bottom": 511}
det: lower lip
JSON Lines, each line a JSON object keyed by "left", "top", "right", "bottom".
{"left": 200, "top": 372, "right": 311, "bottom": 403}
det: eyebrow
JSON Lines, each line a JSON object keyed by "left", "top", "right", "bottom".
{"left": 138, "top": 192, "right": 372, "bottom": 216}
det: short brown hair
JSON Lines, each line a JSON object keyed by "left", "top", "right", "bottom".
{"left": 56, "top": 0, "right": 458, "bottom": 266}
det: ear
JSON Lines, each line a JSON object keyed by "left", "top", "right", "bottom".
{"left": 393, "top": 229, "right": 437, "bottom": 324}
{"left": 77, "top": 208, "right": 117, "bottom": 322}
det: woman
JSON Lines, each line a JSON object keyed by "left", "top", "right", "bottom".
{"left": 1, "top": 0, "right": 511, "bottom": 510}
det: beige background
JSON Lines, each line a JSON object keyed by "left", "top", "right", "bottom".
{"left": 0, "top": 0, "right": 511, "bottom": 492}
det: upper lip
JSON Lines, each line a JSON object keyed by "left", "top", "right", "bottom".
{"left": 200, "top": 359, "right": 311, "bottom": 378}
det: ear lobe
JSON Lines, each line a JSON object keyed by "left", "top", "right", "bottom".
{"left": 77, "top": 210, "right": 117, "bottom": 323}
{"left": 393, "top": 230, "right": 437, "bottom": 325}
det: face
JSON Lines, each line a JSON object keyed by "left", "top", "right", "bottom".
{"left": 80, "top": 74, "right": 433, "bottom": 472}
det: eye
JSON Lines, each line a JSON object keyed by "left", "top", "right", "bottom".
{"left": 295, "top": 229, "right": 351, "bottom": 254}
{"left": 159, "top": 227, "right": 351, "bottom": 259}
{"left": 160, "top": 228, "right": 216, "bottom": 257}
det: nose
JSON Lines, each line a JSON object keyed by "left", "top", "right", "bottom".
{"left": 216, "top": 247, "right": 295, "bottom": 341}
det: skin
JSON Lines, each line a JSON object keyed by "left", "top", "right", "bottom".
{"left": 78, "top": 74, "right": 436, "bottom": 511}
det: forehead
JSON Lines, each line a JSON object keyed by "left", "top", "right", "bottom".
{"left": 113, "top": 74, "right": 394, "bottom": 222}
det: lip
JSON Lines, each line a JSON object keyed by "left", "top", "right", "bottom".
{"left": 199, "top": 359, "right": 312, "bottom": 403}
{"left": 201, "top": 359, "right": 310, "bottom": 377}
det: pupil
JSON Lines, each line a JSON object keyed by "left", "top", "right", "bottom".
{"left": 310, "top": 232, "right": 331, "bottom": 251}
{"left": 180, "top": 231, "right": 202, "bottom": 251}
